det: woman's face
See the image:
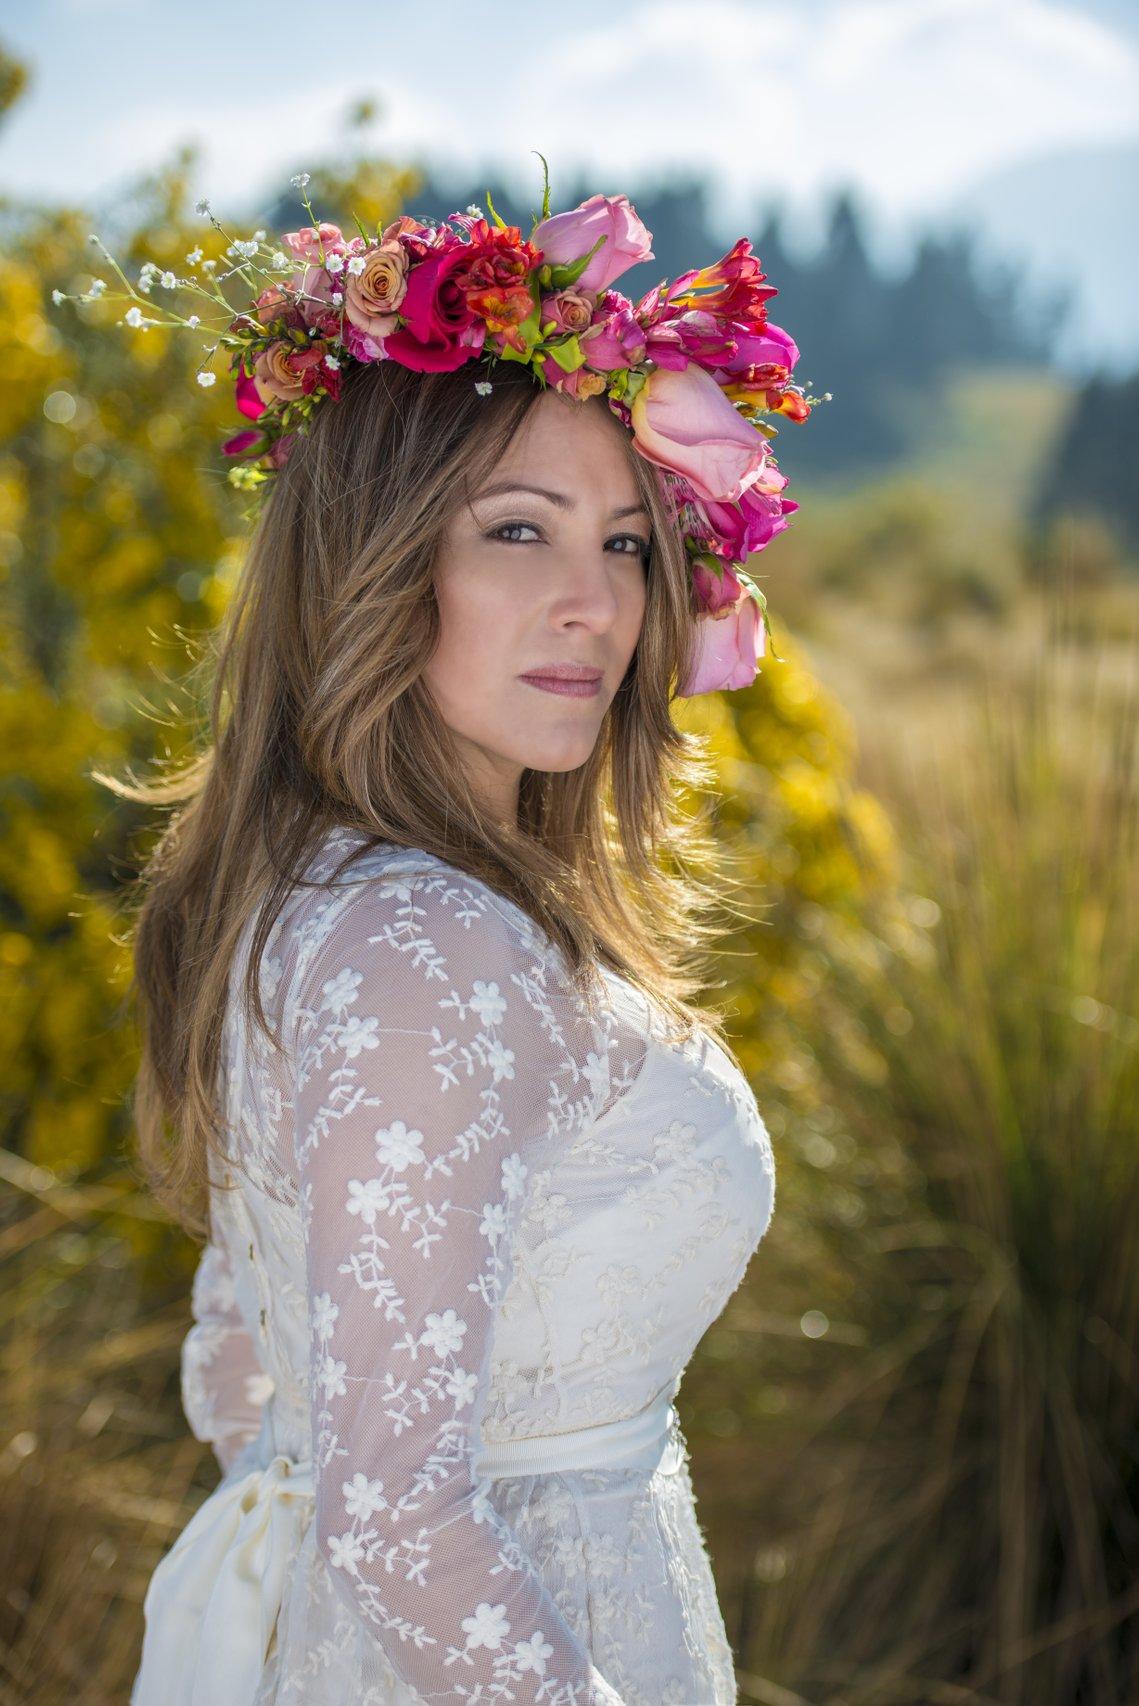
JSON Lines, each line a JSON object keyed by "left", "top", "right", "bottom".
{"left": 425, "top": 389, "right": 651, "bottom": 826}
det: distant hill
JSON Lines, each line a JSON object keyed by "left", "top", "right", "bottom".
{"left": 943, "top": 139, "right": 1139, "bottom": 379}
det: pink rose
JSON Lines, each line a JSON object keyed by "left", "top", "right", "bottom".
{"left": 253, "top": 284, "right": 292, "bottom": 329}
{"left": 539, "top": 288, "right": 594, "bottom": 335}
{"left": 282, "top": 222, "right": 347, "bottom": 262}
{"left": 532, "top": 193, "right": 654, "bottom": 294}
{"left": 678, "top": 576, "right": 767, "bottom": 696}
{"left": 629, "top": 363, "right": 770, "bottom": 504}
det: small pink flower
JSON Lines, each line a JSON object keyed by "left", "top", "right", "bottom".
{"left": 581, "top": 290, "right": 647, "bottom": 371}
{"left": 539, "top": 288, "right": 594, "bottom": 335}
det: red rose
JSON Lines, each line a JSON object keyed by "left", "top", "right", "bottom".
{"left": 382, "top": 246, "right": 486, "bottom": 373}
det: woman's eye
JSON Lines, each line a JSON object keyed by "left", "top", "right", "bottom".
{"left": 487, "top": 521, "right": 541, "bottom": 544}
{"left": 486, "top": 522, "right": 650, "bottom": 560}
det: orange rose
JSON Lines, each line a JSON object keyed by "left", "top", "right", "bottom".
{"left": 344, "top": 242, "right": 408, "bottom": 340}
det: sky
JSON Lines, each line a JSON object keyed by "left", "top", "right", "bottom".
{"left": 2, "top": 0, "right": 1137, "bottom": 366}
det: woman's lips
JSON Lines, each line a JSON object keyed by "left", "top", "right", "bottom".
{"left": 518, "top": 674, "right": 603, "bottom": 699}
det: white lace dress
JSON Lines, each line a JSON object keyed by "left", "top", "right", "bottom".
{"left": 131, "top": 829, "right": 776, "bottom": 1706}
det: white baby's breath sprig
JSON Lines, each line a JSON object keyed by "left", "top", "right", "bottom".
{"left": 289, "top": 170, "right": 329, "bottom": 268}
{"left": 190, "top": 202, "right": 268, "bottom": 292}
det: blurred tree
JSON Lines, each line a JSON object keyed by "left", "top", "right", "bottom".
{"left": 1030, "top": 368, "right": 1139, "bottom": 557}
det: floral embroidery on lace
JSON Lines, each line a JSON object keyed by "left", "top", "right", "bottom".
{"left": 168, "top": 834, "right": 775, "bottom": 1705}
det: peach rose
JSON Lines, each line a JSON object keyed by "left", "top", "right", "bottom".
{"left": 344, "top": 242, "right": 409, "bottom": 340}
{"left": 252, "top": 341, "right": 305, "bottom": 405}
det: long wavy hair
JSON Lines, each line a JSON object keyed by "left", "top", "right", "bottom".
{"left": 96, "top": 357, "right": 746, "bottom": 1237}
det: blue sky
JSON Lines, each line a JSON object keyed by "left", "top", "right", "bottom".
{"left": 3, "top": 0, "right": 1137, "bottom": 368}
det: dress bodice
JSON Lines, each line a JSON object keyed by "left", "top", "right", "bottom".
{"left": 166, "top": 827, "right": 776, "bottom": 1706}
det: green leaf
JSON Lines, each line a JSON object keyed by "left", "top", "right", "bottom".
{"left": 533, "top": 150, "right": 552, "bottom": 224}
{"left": 544, "top": 335, "right": 585, "bottom": 375}
{"left": 485, "top": 189, "right": 508, "bottom": 232}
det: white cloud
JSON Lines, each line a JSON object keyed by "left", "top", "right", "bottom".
{"left": 5, "top": 0, "right": 1137, "bottom": 228}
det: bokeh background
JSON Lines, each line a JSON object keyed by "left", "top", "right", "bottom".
{"left": 1, "top": 3, "right": 1136, "bottom": 1702}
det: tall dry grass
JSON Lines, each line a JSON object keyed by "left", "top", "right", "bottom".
{"left": 707, "top": 583, "right": 1139, "bottom": 1706}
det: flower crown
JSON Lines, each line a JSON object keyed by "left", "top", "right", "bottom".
{"left": 54, "top": 156, "right": 821, "bottom": 696}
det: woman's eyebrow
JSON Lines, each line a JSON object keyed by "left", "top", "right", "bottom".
{"left": 474, "top": 480, "right": 650, "bottom": 520}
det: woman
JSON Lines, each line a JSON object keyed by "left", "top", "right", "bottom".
{"left": 80, "top": 179, "right": 802, "bottom": 1705}
{"left": 117, "top": 349, "right": 784, "bottom": 1706}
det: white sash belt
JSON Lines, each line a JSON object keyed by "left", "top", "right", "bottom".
{"left": 472, "top": 1392, "right": 681, "bottom": 1479}
{"left": 131, "top": 1395, "right": 681, "bottom": 1705}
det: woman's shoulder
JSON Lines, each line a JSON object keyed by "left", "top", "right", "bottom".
{"left": 281, "top": 827, "right": 557, "bottom": 1006}
{"left": 301, "top": 826, "right": 548, "bottom": 951}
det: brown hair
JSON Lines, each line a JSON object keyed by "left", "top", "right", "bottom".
{"left": 96, "top": 358, "right": 742, "bottom": 1236}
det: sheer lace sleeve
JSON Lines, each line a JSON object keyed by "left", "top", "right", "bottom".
{"left": 290, "top": 866, "right": 625, "bottom": 1705}
{"left": 181, "top": 1236, "right": 273, "bottom": 1476}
